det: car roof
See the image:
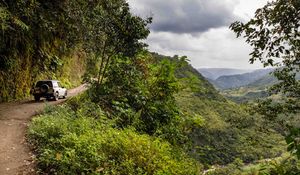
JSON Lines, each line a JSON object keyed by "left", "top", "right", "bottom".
{"left": 37, "top": 80, "right": 59, "bottom": 82}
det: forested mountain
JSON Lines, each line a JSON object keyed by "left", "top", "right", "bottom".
{"left": 1, "top": 0, "right": 297, "bottom": 174}
{"left": 153, "top": 54, "right": 284, "bottom": 165}
{"left": 247, "top": 74, "right": 278, "bottom": 88}
{"left": 248, "top": 71, "right": 300, "bottom": 88}
{"left": 222, "top": 71, "right": 300, "bottom": 103}
{"left": 28, "top": 53, "right": 286, "bottom": 174}
{"left": 212, "top": 69, "right": 276, "bottom": 103}
{"left": 198, "top": 68, "right": 252, "bottom": 80}
{"left": 210, "top": 68, "right": 274, "bottom": 89}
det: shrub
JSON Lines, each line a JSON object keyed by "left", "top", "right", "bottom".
{"left": 28, "top": 105, "right": 201, "bottom": 175}
{"left": 259, "top": 156, "right": 300, "bottom": 175}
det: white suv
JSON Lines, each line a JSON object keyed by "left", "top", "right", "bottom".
{"left": 31, "top": 80, "right": 67, "bottom": 101}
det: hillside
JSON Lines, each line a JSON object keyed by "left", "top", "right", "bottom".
{"left": 222, "top": 71, "right": 300, "bottom": 103}
{"left": 249, "top": 71, "right": 300, "bottom": 88}
{"left": 26, "top": 53, "right": 286, "bottom": 174}
{"left": 154, "top": 54, "right": 285, "bottom": 165}
{"left": 247, "top": 74, "right": 278, "bottom": 88}
{"left": 211, "top": 68, "right": 274, "bottom": 89}
{"left": 0, "top": 2, "right": 90, "bottom": 102}
{"left": 218, "top": 71, "right": 276, "bottom": 103}
{"left": 0, "top": 0, "right": 150, "bottom": 102}
{"left": 198, "top": 68, "right": 252, "bottom": 80}
{"left": 221, "top": 73, "right": 279, "bottom": 103}
{"left": 1, "top": 1, "right": 292, "bottom": 174}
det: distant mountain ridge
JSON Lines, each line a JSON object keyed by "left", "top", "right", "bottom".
{"left": 197, "top": 68, "right": 253, "bottom": 80}
{"left": 247, "top": 73, "right": 278, "bottom": 88}
{"left": 198, "top": 68, "right": 275, "bottom": 90}
{"left": 212, "top": 69, "right": 274, "bottom": 89}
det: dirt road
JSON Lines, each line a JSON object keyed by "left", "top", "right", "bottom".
{"left": 0, "top": 84, "right": 86, "bottom": 175}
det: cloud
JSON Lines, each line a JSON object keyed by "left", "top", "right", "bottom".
{"left": 128, "top": 0, "right": 238, "bottom": 34}
{"left": 128, "top": 0, "right": 269, "bottom": 69}
{"left": 233, "top": 0, "right": 269, "bottom": 21}
{"left": 146, "top": 28, "right": 262, "bottom": 69}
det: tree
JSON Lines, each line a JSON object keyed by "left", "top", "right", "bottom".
{"left": 0, "top": 0, "right": 151, "bottom": 101}
{"left": 0, "top": 0, "right": 81, "bottom": 100}
{"left": 230, "top": 0, "right": 300, "bottom": 158}
{"left": 82, "top": 0, "right": 151, "bottom": 86}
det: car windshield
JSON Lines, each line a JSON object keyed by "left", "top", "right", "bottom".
{"left": 36, "top": 81, "right": 53, "bottom": 87}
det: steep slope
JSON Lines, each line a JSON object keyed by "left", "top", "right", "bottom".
{"left": 0, "top": 1, "right": 90, "bottom": 102}
{"left": 0, "top": 48, "right": 86, "bottom": 102}
{"left": 198, "top": 68, "right": 252, "bottom": 80}
{"left": 26, "top": 52, "right": 286, "bottom": 174}
{"left": 248, "top": 71, "right": 300, "bottom": 88}
{"left": 154, "top": 54, "right": 285, "bottom": 165}
{"left": 248, "top": 74, "right": 277, "bottom": 88}
{"left": 212, "top": 68, "right": 274, "bottom": 89}
{"left": 222, "top": 71, "right": 300, "bottom": 103}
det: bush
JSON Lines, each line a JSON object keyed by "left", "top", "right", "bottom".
{"left": 205, "top": 156, "right": 300, "bottom": 175}
{"left": 259, "top": 156, "right": 300, "bottom": 175}
{"left": 28, "top": 105, "right": 201, "bottom": 175}
{"left": 206, "top": 158, "right": 244, "bottom": 175}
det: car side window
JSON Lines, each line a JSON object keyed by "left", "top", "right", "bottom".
{"left": 53, "top": 82, "right": 59, "bottom": 88}
{"left": 57, "top": 82, "right": 62, "bottom": 88}
{"left": 36, "top": 81, "right": 43, "bottom": 87}
{"left": 48, "top": 81, "right": 53, "bottom": 87}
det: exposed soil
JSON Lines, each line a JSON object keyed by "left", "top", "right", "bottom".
{"left": 0, "top": 84, "right": 87, "bottom": 175}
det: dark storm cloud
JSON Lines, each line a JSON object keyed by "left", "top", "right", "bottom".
{"left": 129, "top": 0, "right": 237, "bottom": 34}
{"left": 127, "top": 0, "right": 267, "bottom": 69}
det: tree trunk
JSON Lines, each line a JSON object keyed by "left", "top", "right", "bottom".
{"left": 97, "top": 40, "right": 107, "bottom": 85}
{"left": 99, "top": 53, "right": 113, "bottom": 86}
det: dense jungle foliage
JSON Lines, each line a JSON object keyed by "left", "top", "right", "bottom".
{"left": 29, "top": 103, "right": 201, "bottom": 175}
{"left": 155, "top": 54, "right": 285, "bottom": 166}
{"left": 231, "top": 0, "right": 300, "bottom": 160}
{"left": 1, "top": 0, "right": 300, "bottom": 174}
{"left": 0, "top": 0, "right": 150, "bottom": 102}
{"left": 28, "top": 52, "right": 294, "bottom": 174}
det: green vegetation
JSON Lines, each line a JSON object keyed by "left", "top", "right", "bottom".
{"left": 222, "top": 87, "right": 269, "bottom": 103}
{"left": 29, "top": 103, "right": 200, "bottom": 175}
{"left": 231, "top": 0, "right": 300, "bottom": 158}
{"left": 171, "top": 56, "right": 285, "bottom": 166}
{"left": 217, "top": 72, "right": 300, "bottom": 104}
{"left": 2, "top": 0, "right": 298, "bottom": 174}
{"left": 0, "top": 0, "right": 150, "bottom": 102}
{"left": 211, "top": 69, "right": 273, "bottom": 90}
{"left": 27, "top": 51, "right": 287, "bottom": 174}
{"left": 88, "top": 52, "right": 186, "bottom": 144}
{"left": 0, "top": 1, "right": 87, "bottom": 101}
{"left": 206, "top": 155, "right": 300, "bottom": 175}
{"left": 28, "top": 52, "right": 204, "bottom": 174}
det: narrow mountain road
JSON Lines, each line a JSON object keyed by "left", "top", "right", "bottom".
{"left": 0, "top": 84, "right": 87, "bottom": 175}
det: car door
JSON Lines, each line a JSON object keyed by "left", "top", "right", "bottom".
{"left": 52, "top": 81, "right": 59, "bottom": 96}
{"left": 57, "top": 81, "right": 65, "bottom": 96}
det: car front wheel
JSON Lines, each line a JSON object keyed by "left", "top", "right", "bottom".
{"left": 54, "top": 92, "right": 59, "bottom": 101}
{"left": 63, "top": 91, "right": 67, "bottom": 99}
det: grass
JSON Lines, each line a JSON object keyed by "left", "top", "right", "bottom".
{"left": 28, "top": 101, "right": 201, "bottom": 175}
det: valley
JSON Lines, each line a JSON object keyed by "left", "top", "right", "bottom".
{"left": 0, "top": 0, "right": 299, "bottom": 174}
{"left": 198, "top": 68, "right": 277, "bottom": 103}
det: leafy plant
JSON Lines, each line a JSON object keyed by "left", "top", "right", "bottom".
{"left": 28, "top": 103, "right": 201, "bottom": 175}
{"left": 230, "top": 0, "right": 300, "bottom": 158}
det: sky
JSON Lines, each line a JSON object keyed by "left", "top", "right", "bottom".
{"left": 127, "top": 0, "right": 269, "bottom": 69}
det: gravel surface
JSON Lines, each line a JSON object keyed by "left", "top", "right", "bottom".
{"left": 0, "top": 84, "right": 87, "bottom": 175}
